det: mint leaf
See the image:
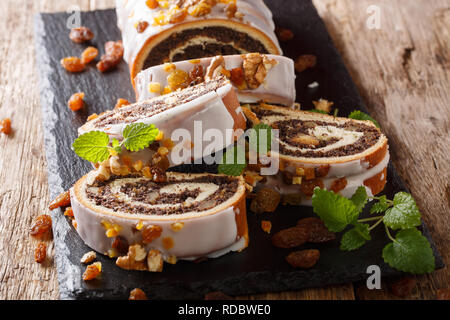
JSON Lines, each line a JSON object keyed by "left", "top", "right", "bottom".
{"left": 348, "top": 110, "right": 380, "bottom": 128}
{"left": 382, "top": 228, "right": 435, "bottom": 274}
{"left": 111, "top": 138, "right": 122, "bottom": 154}
{"left": 370, "top": 195, "right": 389, "bottom": 214}
{"left": 122, "top": 123, "right": 159, "bottom": 152}
{"left": 308, "top": 109, "right": 328, "bottom": 114}
{"left": 350, "top": 186, "right": 368, "bottom": 213}
{"left": 249, "top": 123, "right": 272, "bottom": 155}
{"left": 340, "top": 223, "right": 371, "bottom": 251}
{"left": 383, "top": 192, "right": 421, "bottom": 230}
{"left": 217, "top": 146, "right": 246, "bottom": 176}
{"left": 72, "top": 131, "right": 110, "bottom": 163}
{"left": 312, "top": 188, "right": 360, "bottom": 232}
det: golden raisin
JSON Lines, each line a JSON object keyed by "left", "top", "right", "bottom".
{"left": 146, "top": 0, "right": 159, "bottom": 9}
{"left": 81, "top": 46, "right": 98, "bottom": 64}
{"left": 329, "top": 177, "right": 348, "bottom": 193}
{"left": 168, "top": 8, "right": 188, "bottom": 24}
{"left": 286, "top": 249, "right": 320, "bottom": 269}
{"left": 294, "top": 54, "right": 317, "bottom": 73}
{"left": 162, "top": 237, "right": 174, "bottom": 250}
{"left": 275, "top": 27, "right": 294, "bottom": 42}
{"left": 82, "top": 262, "right": 101, "bottom": 281}
{"left": 129, "top": 288, "right": 148, "bottom": 300}
{"left": 225, "top": 3, "right": 237, "bottom": 18}
{"left": 0, "top": 118, "right": 12, "bottom": 135}
{"left": 105, "top": 40, "right": 124, "bottom": 58}
{"left": 96, "top": 55, "right": 121, "bottom": 73}
{"left": 68, "top": 92, "right": 85, "bottom": 111}
{"left": 230, "top": 67, "right": 246, "bottom": 88}
{"left": 30, "top": 215, "right": 52, "bottom": 239}
{"left": 149, "top": 166, "right": 167, "bottom": 182}
{"left": 300, "top": 179, "right": 324, "bottom": 197}
{"left": 142, "top": 225, "right": 163, "bottom": 244}
{"left": 114, "top": 98, "right": 131, "bottom": 110}
{"left": 60, "top": 56, "right": 85, "bottom": 73}
{"left": 34, "top": 242, "right": 47, "bottom": 264}
{"left": 167, "top": 69, "right": 189, "bottom": 91}
{"left": 261, "top": 220, "right": 272, "bottom": 234}
{"left": 64, "top": 207, "right": 74, "bottom": 218}
{"left": 69, "top": 27, "right": 94, "bottom": 43}
{"left": 49, "top": 190, "right": 71, "bottom": 210}
{"left": 136, "top": 21, "right": 149, "bottom": 33}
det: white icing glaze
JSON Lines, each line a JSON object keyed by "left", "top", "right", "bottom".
{"left": 70, "top": 172, "right": 247, "bottom": 260}
{"left": 135, "top": 54, "right": 296, "bottom": 106}
{"left": 116, "top": 0, "right": 282, "bottom": 69}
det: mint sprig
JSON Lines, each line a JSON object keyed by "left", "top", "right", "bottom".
{"left": 73, "top": 123, "right": 159, "bottom": 163}
{"left": 217, "top": 145, "right": 246, "bottom": 176}
{"left": 249, "top": 123, "right": 273, "bottom": 155}
{"left": 348, "top": 110, "right": 380, "bottom": 128}
{"left": 311, "top": 187, "right": 435, "bottom": 274}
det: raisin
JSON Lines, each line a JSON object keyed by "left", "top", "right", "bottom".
{"left": 188, "top": 65, "right": 204, "bottom": 85}
{"left": 204, "top": 291, "right": 233, "bottom": 300}
{"left": 64, "top": 207, "right": 74, "bottom": 218}
{"left": 300, "top": 179, "right": 324, "bottom": 197}
{"left": 225, "top": 3, "right": 237, "bottom": 18}
{"left": 150, "top": 166, "right": 167, "bottom": 183}
{"left": 81, "top": 46, "right": 98, "bottom": 64}
{"left": 275, "top": 27, "right": 294, "bottom": 42}
{"left": 168, "top": 8, "right": 188, "bottom": 24}
{"left": 294, "top": 54, "right": 317, "bottom": 73}
{"left": 30, "top": 215, "right": 52, "bottom": 239}
{"left": 96, "top": 55, "right": 121, "bottom": 73}
{"left": 230, "top": 67, "right": 245, "bottom": 87}
{"left": 162, "top": 237, "right": 174, "bottom": 250}
{"left": 114, "top": 98, "right": 131, "bottom": 110}
{"left": 152, "top": 154, "right": 170, "bottom": 171}
{"left": 60, "top": 56, "right": 85, "bottom": 73}
{"left": 271, "top": 226, "right": 309, "bottom": 248}
{"left": 136, "top": 21, "right": 149, "bottom": 33}
{"left": 437, "top": 289, "right": 450, "bottom": 300}
{"left": 142, "top": 225, "right": 163, "bottom": 244}
{"left": 391, "top": 277, "right": 416, "bottom": 297}
{"left": 69, "top": 27, "right": 94, "bottom": 43}
{"left": 68, "top": 92, "right": 85, "bottom": 111}
{"left": 315, "top": 165, "right": 330, "bottom": 178}
{"left": 281, "top": 171, "right": 293, "bottom": 185}
{"left": 82, "top": 262, "right": 101, "bottom": 281}
{"left": 0, "top": 118, "right": 12, "bottom": 135}
{"left": 330, "top": 177, "right": 347, "bottom": 193}
{"left": 250, "top": 188, "right": 280, "bottom": 213}
{"left": 105, "top": 40, "right": 124, "bottom": 58}
{"left": 112, "top": 236, "right": 129, "bottom": 255}
{"left": 34, "top": 242, "right": 47, "bottom": 263}
{"left": 49, "top": 190, "right": 71, "bottom": 210}
{"left": 167, "top": 69, "right": 189, "bottom": 91}
{"left": 297, "top": 217, "right": 335, "bottom": 243}
{"left": 286, "top": 249, "right": 320, "bottom": 269}
{"left": 146, "top": 0, "right": 159, "bottom": 9}
{"left": 129, "top": 288, "right": 148, "bottom": 300}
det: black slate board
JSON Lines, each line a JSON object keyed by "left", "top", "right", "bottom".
{"left": 33, "top": 1, "right": 443, "bottom": 300}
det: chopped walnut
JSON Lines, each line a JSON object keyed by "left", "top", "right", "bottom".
{"left": 205, "top": 56, "right": 227, "bottom": 81}
{"left": 147, "top": 249, "right": 163, "bottom": 272}
{"left": 80, "top": 251, "right": 97, "bottom": 264}
{"left": 242, "top": 53, "right": 277, "bottom": 89}
{"left": 82, "top": 262, "right": 102, "bottom": 280}
{"left": 313, "top": 99, "right": 334, "bottom": 113}
{"left": 241, "top": 105, "right": 260, "bottom": 125}
{"left": 129, "top": 288, "right": 148, "bottom": 300}
{"left": 116, "top": 244, "right": 148, "bottom": 271}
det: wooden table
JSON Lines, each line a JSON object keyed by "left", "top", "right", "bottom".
{"left": 0, "top": 0, "right": 448, "bottom": 300}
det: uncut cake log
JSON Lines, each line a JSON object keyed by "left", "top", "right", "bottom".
{"left": 80, "top": 77, "right": 246, "bottom": 167}
{"left": 116, "top": 0, "right": 282, "bottom": 85}
{"left": 135, "top": 53, "right": 296, "bottom": 106}
{"left": 71, "top": 171, "right": 248, "bottom": 261}
{"left": 248, "top": 103, "right": 389, "bottom": 202}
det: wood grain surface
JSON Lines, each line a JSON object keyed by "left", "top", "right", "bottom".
{"left": 0, "top": 0, "right": 448, "bottom": 300}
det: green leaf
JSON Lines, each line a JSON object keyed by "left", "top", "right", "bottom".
{"left": 217, "top": 146, "right": 247, "bottom": 176}
{"left": 249, "top": 123, "right": 272, "bottom": 155}
{"left": 348, "top": 110, "right": 380, "bottom": 128}
{"left": 312, "top": 187, "right": 360, "bottom": 232}
{"left": 340, "top": 223, "right": 371, "bottom": 251}
{"left": 72, "top": 131, "right": 111, "bottom": 163}
{"left": 382, "top": 228, "right": 435, "bottom": 274}
{"left": 383, "top": 192, "right": 421, "bottom": 230}
{"left": 370, "top": 195, "right": 389, "bottom": 214}
{"left": 308, "top": 109, "right": 328, "bottom": 114}
{"left": 122, "top": 123, "right": 159, "bottom": 152}
{"left": 350, "top": 186, "right": 368, "bottom": 213}
{"left": 111, "top": 138, "right": 122, "bottom": 154}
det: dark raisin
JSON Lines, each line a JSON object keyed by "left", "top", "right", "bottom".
{"left": 286, "top": 249, "right": 320, "bottom": 269}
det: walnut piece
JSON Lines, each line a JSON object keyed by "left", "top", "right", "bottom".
{"left": 242, "top": 53, "right": 277, "bottom": 89}
{"left": 313, "top": 99, "right": 334, "bottom": 113}
{"left": 116, "top": 244, "right": 148, "bottom": 271}
{"left": 147, "top": 249, "right": 164, "bottom": 272}
{"left": 205, "top": 56, "right": 226, "bottom": 81}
